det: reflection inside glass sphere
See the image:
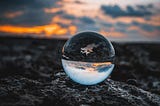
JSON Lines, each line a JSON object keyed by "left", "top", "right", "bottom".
{"left": 62, "top": 31, "right": 115, "bottom": 85}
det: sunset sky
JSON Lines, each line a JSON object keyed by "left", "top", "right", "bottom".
{"left": 0, "top": 0, "right": 160, "bottom": 41}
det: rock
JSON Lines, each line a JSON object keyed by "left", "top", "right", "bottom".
{"left": 127, "top": 79, "right": 137, "bottom": 86}
{"left": 0, "top": 36, "right": 160, "bottom": 106}
{"left": 0, "top": 72, "right": 160, "bottom": 106}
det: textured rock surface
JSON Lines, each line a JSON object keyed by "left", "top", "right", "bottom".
{"left": 0, "top": 36, "right": 160, "bottom": 106}
{"left": 0, "top": 72, "right": 160, "bottom": 106}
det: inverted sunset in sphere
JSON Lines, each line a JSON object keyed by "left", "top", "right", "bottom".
{"left": 62, "top": 31, "right": 115, "bottom": 85}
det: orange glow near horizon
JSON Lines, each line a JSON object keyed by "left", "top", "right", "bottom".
{"left": 0, "top": 24, "right": 77, "bottom": 37}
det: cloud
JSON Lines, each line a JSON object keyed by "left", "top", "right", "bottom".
{"left": 0, "top": 0, "right": 93, "bottom": 26}
{"left": 100, "top": 30, "right": 127, "bottom": 38}
{"left": 0, "top": 0, "right": 60, "bottom": 26}
{"left": 62, "top": 14, "right": 76, "bottom": 20}
{"left": 0, "top": 0, "right": 79, "bottom": 37}
{"left": 73, "top": 0, "right": 85, "bottom": 4}
{"left": 0, "top": 0, "right": 159, "bottom": 41}
{"left": 137, "top": 4, "right": 153, "bottom": 10}
{"left": 0, "top": 24, "right": 77, "bottom": 38}
{"left": 0, "top": 0, "right": 56, "bottom": 11}
{"left": 0, "top": 0, "right": 95, "bottom": 37}
{"left": 62, "top": 0, "right": 85, "bottom": 4}
{"left": 79, "top": 16, "right": 95, "bottom": 24}
{"left": 101, "top": 4, "right": 153, "bottom": 18}
{"left": 132, "top": 21, "right": 160, "bottom": 32}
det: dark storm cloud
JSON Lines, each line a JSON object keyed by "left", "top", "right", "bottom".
{"left": 0, "top": 0, "right": 60, "bottom": 26}
{"left": 101, "top": 4, "right": 153, "bottom": 18}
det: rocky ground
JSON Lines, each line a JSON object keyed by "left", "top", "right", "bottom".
{"left": 0, "top": 36, "right": 160, "bottom": 106}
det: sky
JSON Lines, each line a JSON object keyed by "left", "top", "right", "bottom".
{"left": 0, "top": 0, "right": 160, "bottom": 41}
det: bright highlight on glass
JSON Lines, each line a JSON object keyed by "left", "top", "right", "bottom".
{"left": 62, "top": 31, "right": 115, "bottom": 85}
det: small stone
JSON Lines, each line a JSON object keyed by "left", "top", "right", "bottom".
{"left": 127, "top": 79, "right": 137, "bottom": 86}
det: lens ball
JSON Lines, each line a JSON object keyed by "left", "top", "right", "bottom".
{"left": 62, "top": 31, "right": 115, "bottom": 85}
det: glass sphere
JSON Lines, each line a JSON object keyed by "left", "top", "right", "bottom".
{"left": 61, "top": 31, "right": 115, "bottom": 85}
